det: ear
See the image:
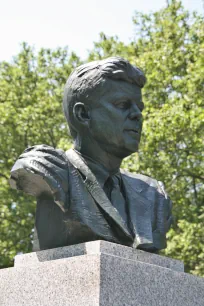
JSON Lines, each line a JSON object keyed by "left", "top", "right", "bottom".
{"left": 73, "top": 102, "right": 90, "bottom": 126}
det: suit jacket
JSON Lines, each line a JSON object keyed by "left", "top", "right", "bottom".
{"left": 10, "top": 145, "right": 172, "bottom": 252}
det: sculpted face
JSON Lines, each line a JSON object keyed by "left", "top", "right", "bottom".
{"left": 88, "top": 79, "right": 144, "bottom": 158}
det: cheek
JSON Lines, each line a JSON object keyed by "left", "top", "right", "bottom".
{"left": 90, "top": 109, "right": 125, "bottom": 140}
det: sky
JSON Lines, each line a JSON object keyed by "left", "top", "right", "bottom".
{"left": 0, "top": 0, "right": 203, "bottom": 62}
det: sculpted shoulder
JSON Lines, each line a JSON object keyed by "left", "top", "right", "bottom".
{"left": 121, "top": 168, "right": 169, "bottom": 199}
{"left": 10, "top": 144, "right": 69, "bottom": 212}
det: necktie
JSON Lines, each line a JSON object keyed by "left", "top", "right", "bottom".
{"left": 104, "top": 175, "right": 128, "bottom": 224}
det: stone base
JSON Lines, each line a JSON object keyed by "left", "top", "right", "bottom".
{"left": 0, "top": 241, "right": 203, "bottom": 305}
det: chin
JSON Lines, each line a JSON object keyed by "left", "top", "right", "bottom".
{"left": 124, "top": 142, "right": 139, "bottom": 155}
{"left": 113, "top": 145, "right": 139, "bottom": 159}
{"left": 101, "top": 140, "right": 139, "bottom": 159}
{"left": 124, "top": 147, "right": 138, "bottom": 157}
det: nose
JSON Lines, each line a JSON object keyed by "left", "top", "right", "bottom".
{"left": 128, "top": 104, "right": 142, "bottom": 120}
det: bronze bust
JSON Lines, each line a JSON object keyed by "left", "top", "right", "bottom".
{"left": 10, "top": 57, "right": 172, "bottom": 252}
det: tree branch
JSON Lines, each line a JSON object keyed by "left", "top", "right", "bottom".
{"left": 184, "top": 170, "right": 204, "bottom": 181}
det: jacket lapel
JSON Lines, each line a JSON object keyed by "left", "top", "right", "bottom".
{"left": 121, "top": 170, "right": 154, "bottom": 249}
{"left": 66, "top": 149, "right": 132, "bottom": 240}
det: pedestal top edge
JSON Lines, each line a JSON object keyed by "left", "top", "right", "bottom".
{"left": 14, "top": 240, "right": 184, "bottom": 272}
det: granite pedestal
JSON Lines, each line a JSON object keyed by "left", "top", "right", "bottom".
{"left": 0, "top": 240, "right": 203, "bottom": 305}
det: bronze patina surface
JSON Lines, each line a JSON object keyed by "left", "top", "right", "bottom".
{"left": 10, "top": 57, "right": 172, "bottom": 252}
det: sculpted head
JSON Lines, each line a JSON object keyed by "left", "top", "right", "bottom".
{"left": 63, "top": 57, "right": 146, "bottom": 159}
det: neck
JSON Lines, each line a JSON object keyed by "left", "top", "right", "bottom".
{"left": 74, "top": 134, "right": 122, "bottom": 173}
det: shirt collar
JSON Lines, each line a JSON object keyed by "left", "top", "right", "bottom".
{"left": 74, "top": 150, "right": 120, "bottom": 188}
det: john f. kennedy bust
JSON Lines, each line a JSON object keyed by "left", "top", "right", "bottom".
{"left": 10, "top": 57, "right": 172, "bottom": 253}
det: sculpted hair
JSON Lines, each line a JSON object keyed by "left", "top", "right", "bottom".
{"left": 63, "top": 57, "right": 146, "bottom": 139}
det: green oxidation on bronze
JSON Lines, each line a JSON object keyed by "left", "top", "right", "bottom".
{"left": 10, "top": 57, "right": 172, "bottom": 252}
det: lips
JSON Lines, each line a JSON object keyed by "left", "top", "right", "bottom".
{"left": 125, "top": 128, "right": 140, "bottom": 134}
{"left": 124, "top": 128, "right": 141, "bottom": 140}
{"left": 125, "top": 129, "right": 139, "bottom": 133}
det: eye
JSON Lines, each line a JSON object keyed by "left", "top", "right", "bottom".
{"left": 114, "top": 100, "right": 130, "bottom": 110}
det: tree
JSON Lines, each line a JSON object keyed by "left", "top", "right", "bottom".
{"left": 88, "top": 0, "right": 204, "bottom": 276}
{"left": 0, "top": 1, "right": 203, "bottom": 276}
{"left": 0, "top": 44, "right": 81, "bottom": 268}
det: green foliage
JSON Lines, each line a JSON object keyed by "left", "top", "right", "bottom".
{"left": 0, "top": 44, "right": 80, "bottom": 267}
{"left": 90, "top": 1, "right": 204, "bottom": 276}
{"left": 0, "top": 1, "right": 203, "bottom": 275}
{"left": 165, "top": 207, "right": 204, "bottom": 276}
